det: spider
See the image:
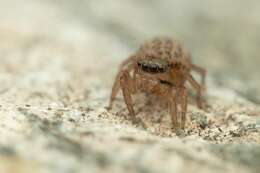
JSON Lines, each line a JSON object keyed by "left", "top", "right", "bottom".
{"left": 107, "top": 37, "right": 206, "bottom": 130}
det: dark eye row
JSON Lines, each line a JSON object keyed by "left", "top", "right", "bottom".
{"left": 137, "top": 62, "right": 166, "bottom": 73}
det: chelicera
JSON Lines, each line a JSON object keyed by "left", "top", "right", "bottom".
{"left": 107, "top": 37, "right": 206, "bottom": 130}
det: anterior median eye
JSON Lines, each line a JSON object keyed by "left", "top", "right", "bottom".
{"left": 158, "top": 67, "right": 165, "bottom": 73}
{"left": 149, "top": 66, "right": 158, "bottom": 73}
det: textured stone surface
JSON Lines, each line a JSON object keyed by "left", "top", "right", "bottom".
{"left": 0, "top": 0, "right": 259, "bottom": 173}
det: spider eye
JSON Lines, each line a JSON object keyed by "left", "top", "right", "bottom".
{"left": 158, "top": 67, "right": 165, "bottom": 73}
{"left": 149, "top": 65, "right": 158, "bottom": 73}
{"left": 139, "top": 63, "right": 166, "bottom": 73}
{"left": 137, "top": 59, "right": 169, "bottom": 73}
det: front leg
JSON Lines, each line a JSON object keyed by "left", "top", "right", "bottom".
{"left": 120, "top": 70, "right": 136, "bottom": 118}
{"left": 168, "top": 89, "right": 178, "bottom": 129}
{"left": 179, "top": 87, "right": 188, "bottom": 129}
{"left": 108, "top": 71, "right": 122, "bottom": 110}
{"left": 108, "top": 64, "right": 134, "bottom": 110}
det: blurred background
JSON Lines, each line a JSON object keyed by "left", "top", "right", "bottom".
{"left": 0, "top": 0, "right": 260, "bottom": 173}
{"left": 1, "top": 0, "right": 260, "bottom": 103}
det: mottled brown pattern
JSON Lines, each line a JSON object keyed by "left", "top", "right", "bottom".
{"left": 108, "top": 37, "right": 207, "bottom": 130}
{"left": 139, "top": 38, "right": 191, "bottom": 61}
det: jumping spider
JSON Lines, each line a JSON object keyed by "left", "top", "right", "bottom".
{"left": 108, "top": 37, "right": 206, "bottom": 130}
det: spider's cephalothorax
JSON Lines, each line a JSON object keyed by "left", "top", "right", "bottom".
{"left": 108, "top": 37, "right": 206, "bottom": 130}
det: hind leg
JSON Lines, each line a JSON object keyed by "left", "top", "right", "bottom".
{"left": 187, "top": 74, "right": 205, "bottom": 110}
{"left": 190, "top": 64, "right": 206, "bottom": 89}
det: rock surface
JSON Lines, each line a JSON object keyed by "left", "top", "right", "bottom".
{"left": 0, "top": 0, "right": 259, "bottom": 173}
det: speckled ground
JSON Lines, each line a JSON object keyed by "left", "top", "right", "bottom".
{"left": 0, "top": 0, "right": 259, "bottom": 173}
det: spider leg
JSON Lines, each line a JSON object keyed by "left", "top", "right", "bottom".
{"left": 187, "top": 74, "right": 205, "bottom": 110}
{"left": 168, "top": 89, "right": 178, "bottom": 129}
{"left": 108, "top": 64, "right": 134, "bottom": 110}
{"left": 179, "top": 87, "right": 188, "bottom": 129}
{"left": 190, "top": 64, "right": 206, "bottom": 89}
{"left": 119, "top": 70, "right": 136, "bottom": 117}
{"left": 108, "top": 71, "right": 123, "bottom": 110}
